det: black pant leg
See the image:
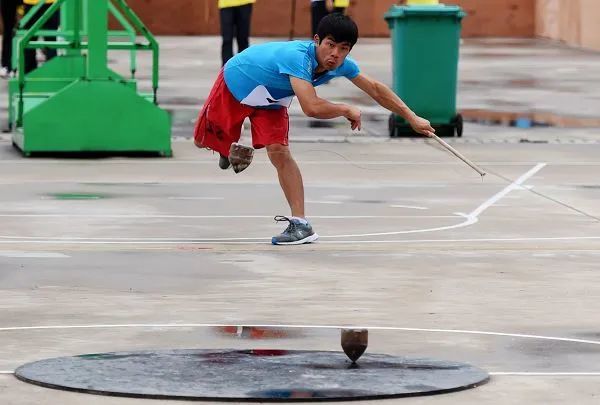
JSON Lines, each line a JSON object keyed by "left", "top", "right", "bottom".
{"left": 23, "top": 5, "right": 37, "bottom": 73}
{"left": 20, "top": 3, "right": 61, "bottom": 73}
{"left": 220, "top": 7, "right": 235, "bottom": 66}
{"left": 311, "top": 1, "right": 329, "bottom": 37}
{"left": 1, "top": 0, "right": 18, "bottom": 69}
{"left": 234, "top": 4, "right": 252, "bottom": 54}
{"left": 42, "top": 4, "right": 60, "bottom": 61}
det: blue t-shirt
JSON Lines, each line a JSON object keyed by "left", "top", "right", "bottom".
{"left": 223, "top": 40, "right": 360, "bottom": 108}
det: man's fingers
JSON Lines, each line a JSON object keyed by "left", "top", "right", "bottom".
{"left": 351, "top": 119, "right": 361, "bottom": 131}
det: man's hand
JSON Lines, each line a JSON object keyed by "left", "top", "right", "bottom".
{"left": 349, "top": 74, "right": 437, "bottom": 137}
{"left": 345, "top": 106, "right": 362, "bottom": 131}
{"left": 409, "top": 115, "right": 435, "bottom": 137}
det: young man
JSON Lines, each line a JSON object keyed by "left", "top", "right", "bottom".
{"left": 194, "top": 13, "right": 434, "bottom": 245}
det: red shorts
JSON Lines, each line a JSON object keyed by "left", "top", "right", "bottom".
{"left": 193, "top": 70, "right": 289, "bottom": 157}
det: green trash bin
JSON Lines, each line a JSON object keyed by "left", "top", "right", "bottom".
{"left": 384, "top": 4, "right": 466, "bottom": 137}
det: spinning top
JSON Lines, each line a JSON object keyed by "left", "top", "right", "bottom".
{"left": 228, "top": 143, "right": 254, "bottom": 174}
{"left": 341, "top": 329, "right": 368, "bottom": 363}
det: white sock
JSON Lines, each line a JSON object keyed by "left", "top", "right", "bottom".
{"left": 291, "top": 216, "right": 308, "bottom": 224}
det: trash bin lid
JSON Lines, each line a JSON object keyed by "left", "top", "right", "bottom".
{"left": 384, "top": 5, "right": 466, "bottom": 20}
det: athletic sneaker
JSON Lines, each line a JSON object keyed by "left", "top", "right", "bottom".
{"left": 0, "top": 67, "right": 10, "bottom": 79}
{"left": 219, "top": 154, "right": 231, "bottom": 170}
{"left": 271, "top": 215, "right": 319, "bottom": 245}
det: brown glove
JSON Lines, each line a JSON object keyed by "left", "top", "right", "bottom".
{"left": 228, "top": 143, "right": 254, "bottom": 174}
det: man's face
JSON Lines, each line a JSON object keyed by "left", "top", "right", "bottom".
{"left": 314, "top": 35, "right": 352, "bottom": 71}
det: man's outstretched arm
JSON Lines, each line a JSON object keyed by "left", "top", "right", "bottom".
{"left": 290, "top": 77, "right": 362, "bottom": 130}
{"left": 351, "top": 73, "right": 435, "bottom": 137}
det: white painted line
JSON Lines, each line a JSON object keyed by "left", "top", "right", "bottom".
{"left": 322, "top": 163, "right": 546, "bottom": 238}
{"left": 0, "top": 371, "right": 14, "bottom": 375}
{"left": 0, "top": 236, "right": 598, "bottom": 245}
{"left": 324, "top": 194, "right": 352, "bottom": 200}
{"left": 490, "top": 372, "right": 600, "bottom": 376}
{"left": 389, "top": 204, "right": 428, "bottom": 210}
{"left": 168, "top": 197, "right": 225, "bottom": 200}
{"left": 469, "top": 163, "right": 546, "bottom": 219}
{"left": 0, "top": 160, "right": 596, "bottom": 166}
{"left": 305, "top": 200, "right": 343, "bottom": 205}
{"left": 1, "top": 323, "right": 599, "bottom": 348}
{"left": 0, "top": 163, "right": 548, "bottom": 243}
{"left": 0, "top": 214, "right": 457, "bottom": 220}
{"left": 318, "top": 236, "right": 600, "bottom": 244}
{"left": 0, "top": 251, "right": 69, "bottom": 258}
{"left": 320, "top": 213, "right": 476, "bottom": 239}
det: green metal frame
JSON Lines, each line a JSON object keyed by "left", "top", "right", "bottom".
{"left": 12, "top": 0, "right": 141, "bottom": 76}
{"left": 8, "top": 0, "right": 171, "bottom": 156}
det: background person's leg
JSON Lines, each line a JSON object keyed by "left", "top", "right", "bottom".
{"left": 220, "top": 7, "right": 235, "bottom": 66}
{"left": 235, "top": 4, "right": 252, "bottom": 54}
{"left": 311, "top": 1, "right": 329, "bottom": 36}
{"left": 1, "top": 0, "right": 18, "bottom": 71}
{"left": 22, "top": 5, "right": 38, "bottom": 73}
{"left": 42, "top": 4, "right": 60, "bottom": 62}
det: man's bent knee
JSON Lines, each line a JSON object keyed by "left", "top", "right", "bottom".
{"left": 267, "top": 144, "right": 292, "bottom": 168}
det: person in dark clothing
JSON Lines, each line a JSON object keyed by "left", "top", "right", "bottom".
{"left": 310, "top": 0, "right": 332, "bottom": 37}
{"left": 219, "top": 0, "right": 255, "bottom": 66}
{"left": 311, "top": 0, "right": 350, "bottom": 37}
{"left": 1, "top": 0, "right": 19, "bottom": 77}
{"left": 22, "top": 0, "right": 60, "bottom": 73}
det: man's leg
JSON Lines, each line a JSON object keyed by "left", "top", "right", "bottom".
{"left": 193, "top": 71, "right": 247, "bottom": 158}
{"left": 251, "top": 108, "right": 317, "bottom": 245}
{"left": 43, "top": 5, "right": 60, "bottom": 62}
{"left": 22, "top": 5, "right": 38, "bottom": 73}
{"left": 311, "top": 1, "right": 328, "bottom": 36}
{"left": 220, "top": 7, "right": 235, "bottom": 66}
{"left": 1, "top": 0, "right": 18, "bottom": 70}
{"left": 266, "top": 144, "right": 304, "bottom": 218}
{"left": 235, "top": 4, "right": 252, "bottom": 54}
{"left": 249, "top": 108, "right": 303, "bottom": 217}
{"left": 266, "top": 144, "right": 318, "bottom": 245}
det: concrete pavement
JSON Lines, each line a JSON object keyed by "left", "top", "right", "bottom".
{"left": 0, "top": 35, "right": 600, "bottom": 404}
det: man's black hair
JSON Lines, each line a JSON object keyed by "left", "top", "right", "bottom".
{"left": 316, "top": 13, "right": 359, "bottom": 48}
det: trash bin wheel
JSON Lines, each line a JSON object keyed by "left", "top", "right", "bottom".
{"left": 453, "top": 114, "right": 463, "bottom": 137}
{"left": 388, "top": 113, "right": 397, "bottom": 137}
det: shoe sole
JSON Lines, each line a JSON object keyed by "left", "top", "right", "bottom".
{"left": 219, "top": 157, "right": 231, "bottom": 170}
{"left": 272, "top": 233, "right": 319, "bottom": 246}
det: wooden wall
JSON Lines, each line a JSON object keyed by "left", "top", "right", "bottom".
{"left": 3, "top": 0, "right": 599, "bottom": 50}
{"left": 536, "top": 0, "right": 600, "bottom": 50}
{"left": 119, "top": 0, "right": 536, "bottom": 38}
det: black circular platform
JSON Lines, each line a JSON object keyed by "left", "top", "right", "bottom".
{"left": 15, "top": 349, "right": 489, "bottom": 401}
